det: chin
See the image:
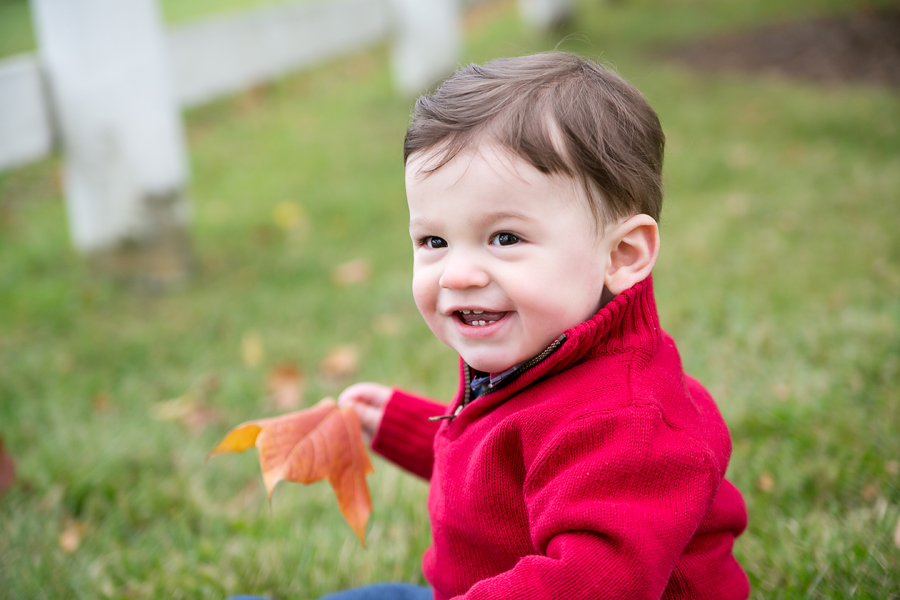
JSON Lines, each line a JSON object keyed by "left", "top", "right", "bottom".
{"left": 461, "top": 353, "right": 519, "bottom": 374}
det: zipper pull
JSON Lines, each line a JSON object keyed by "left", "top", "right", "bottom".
{"left": 429, "top": 404, "right": 464, "bottom": 422}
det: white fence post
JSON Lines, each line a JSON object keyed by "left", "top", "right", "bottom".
{"left": 387, "top": 0, "right": 462, "bottom": 96}
{"left": 518, "top": 0, "right": 574, "bottom": 29}
{"left": 29, "top": 0, "right": 192, "bottom": 286}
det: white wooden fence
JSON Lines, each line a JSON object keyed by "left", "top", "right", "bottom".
{"left": 0, "top": 0, "right": 570, "bottom": 283}
{"left": 1, "top": 0, "right": 476, "bottom": 173}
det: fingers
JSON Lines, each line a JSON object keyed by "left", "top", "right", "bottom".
{"left": 338, "top": 382, "right": 392, "bottom": 446}
{"left": 337, "top": 382, "right": 392, "bottom": 409}
{"left": 354, "top": 403, "right": 385, "bottom": 446}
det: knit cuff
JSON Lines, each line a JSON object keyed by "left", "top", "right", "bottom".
{"left": 371, "top": 388, "right": 445, "bottom": 481}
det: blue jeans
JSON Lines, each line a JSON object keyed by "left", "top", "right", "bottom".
{"left": 229, "top": 582, "right": 432, "bottom": 600}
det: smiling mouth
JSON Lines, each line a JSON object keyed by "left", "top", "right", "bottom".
{"left": 457, "top": 310, "right": 508, "bottom": 326}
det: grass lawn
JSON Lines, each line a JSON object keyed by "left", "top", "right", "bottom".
{"left": 2, "top": 0, "right": 899, "bottom": 598}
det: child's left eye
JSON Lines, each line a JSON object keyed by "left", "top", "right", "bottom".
{"left": 491, "top": 232, "right": 520, "bottom": 246}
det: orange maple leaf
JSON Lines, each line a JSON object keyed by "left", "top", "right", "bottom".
{"left": 209, "top": 398, "right": 375, "bottom": 545}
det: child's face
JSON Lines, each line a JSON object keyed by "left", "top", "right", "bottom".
{"left": 406, "top": 144, "right": 611, "bottom": 374}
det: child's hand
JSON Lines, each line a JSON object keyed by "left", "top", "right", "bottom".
{"left": 337, "top": 382, "right": 392, "bottom": 446}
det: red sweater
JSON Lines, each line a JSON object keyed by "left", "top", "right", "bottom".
{"left": 372, "top": 277, "right": 749, "bottom": 600}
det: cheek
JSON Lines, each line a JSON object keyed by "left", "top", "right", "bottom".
{"left": 516, "top": 262, "right": 603, "bottom": 325}
{"left": 411, "top": 270, "right": 436, "bottom": 314}
{"left": 411, "top": 273, "right": 448, "bottom": 341}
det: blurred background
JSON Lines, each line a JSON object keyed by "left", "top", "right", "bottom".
{"left": 1, "top": 0, "right": 898, "bottom": 598}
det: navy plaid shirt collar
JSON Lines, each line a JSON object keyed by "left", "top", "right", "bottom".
{"left": 470, "top": 363, "right": 523, "bottom": 399}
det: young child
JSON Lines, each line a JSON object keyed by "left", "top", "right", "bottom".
{"left": 336, "top": 52, "right": 749, "bottom": 600}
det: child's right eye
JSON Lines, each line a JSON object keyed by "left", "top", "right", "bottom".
{"left": 422, "top": 236, "right": 448, "bottom": 249}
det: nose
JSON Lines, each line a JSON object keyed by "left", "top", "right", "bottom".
{"left": 438, "top": 249, "right": 490, "bottom": 290}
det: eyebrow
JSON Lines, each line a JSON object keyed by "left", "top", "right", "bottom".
{"left": 478, "top": 210, "right": 534, "bottom": 224}
{"left": 409, "top": 210, "right": 535, "bottom": 231}
{"left": 408, "top": 217, "right": 435, "bottom": 231}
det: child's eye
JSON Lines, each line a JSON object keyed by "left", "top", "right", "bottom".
{"left": 422, "top": 236, "right": 448, "bottom": 249}
{"left": 491, "top": 232, "right": 520, "bottom": 246}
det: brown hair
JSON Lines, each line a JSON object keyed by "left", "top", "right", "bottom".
{"left": 404, "top": 52, "right": 665, "bottom": 226}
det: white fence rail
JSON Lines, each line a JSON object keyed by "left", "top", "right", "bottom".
{"left": 169, "top": 0, "right": 391, "bottom": 108}
{"left": 0, "top": 54, "right": 53, "bottom": 171}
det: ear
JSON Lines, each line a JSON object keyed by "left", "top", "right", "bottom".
{"left": 603, "top": 214, "right": 660, "bottom": 296}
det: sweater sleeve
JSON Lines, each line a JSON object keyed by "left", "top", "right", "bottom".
{"left": 370, "top": 388, "right": 446, "bottom": 481}
{"left": 454, "top": 404, "right": 735, "bottom": 600}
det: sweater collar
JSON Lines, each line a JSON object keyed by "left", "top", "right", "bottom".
{"left": 454, "top": 275, "right": 661, "bottom": 409}
{"left": 554, "top": 273, "right": 661, "bottom": 369}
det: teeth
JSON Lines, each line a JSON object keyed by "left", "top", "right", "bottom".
{"left": 471, "top": 320, "right": 496, "bottom": 326}
{"left": 455, "top": 310, "right": 500, "bottom": 327}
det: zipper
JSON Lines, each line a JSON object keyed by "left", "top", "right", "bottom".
{"left": 428, "top": 366, "right": 471, "bottom": 421}
{"left": 428, "top": 333, "right": 567, "bottom": 422}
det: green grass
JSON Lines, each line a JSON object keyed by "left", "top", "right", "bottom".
{"left": 0, "top": 0, "right": 34, "bottom": 59}
{"left": 2, "top": 0, "right": 899, "bottom": 598}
